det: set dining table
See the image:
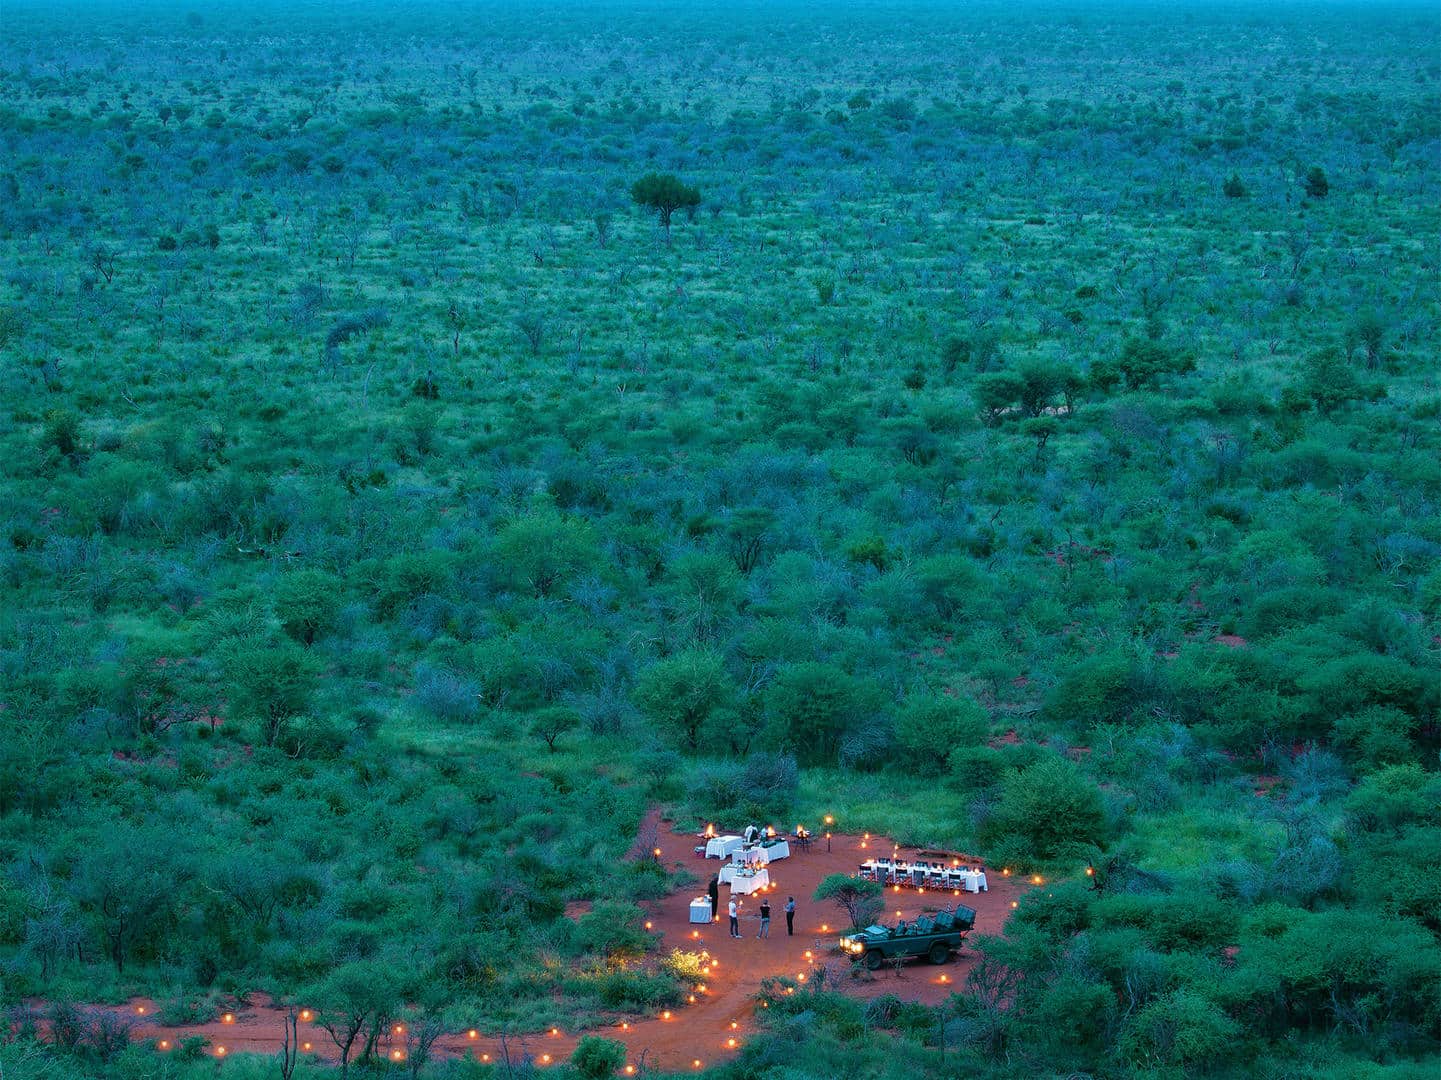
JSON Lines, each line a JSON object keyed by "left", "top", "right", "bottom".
{"left": 859, "top": 858, "right": 988, "bottom": 892}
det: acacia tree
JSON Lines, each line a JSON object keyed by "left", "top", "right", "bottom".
{"left": 634, "top": 648, "right": 735, "bottom": 750}
{"left": 630, "top": 172, "right": 701, "bottom": 241}
{"left": 813, "top": 874, "right": 883, "bottom": 929}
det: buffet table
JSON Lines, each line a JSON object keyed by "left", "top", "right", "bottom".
{"left": 727, "top": 867, "right": 770, "bottom": 895}
{"left": 705, "top": 835, "right": 744, "bottom": 859}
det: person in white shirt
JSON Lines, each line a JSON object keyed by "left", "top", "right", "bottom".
{"left": 728, "top": 896, "right": 740, "bottom": 937}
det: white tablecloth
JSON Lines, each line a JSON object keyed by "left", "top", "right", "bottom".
{"left": 732, "top": 839, "right": 791, "bottom": 866}
{"left": 728, "top": 868, "right": 770, "bottom": 895}
{"left": 689, "top": 898, "right": 713, "bottom": 924}
{"left": 706, "top": 835, "right": 743, "bottom": 859}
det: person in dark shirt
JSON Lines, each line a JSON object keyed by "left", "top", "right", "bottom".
{"left": 784, "top": 896, "right": 796, "bottom": 936}
{"left": 708, "top": 875, "right": 720, "bottom": 921}
{"left": 759, "top": 898, "right": 771, "bottom": 938}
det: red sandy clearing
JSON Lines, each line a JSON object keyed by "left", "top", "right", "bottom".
{"left": 74, "top": 826, "right": 1026, "bottom": 1072}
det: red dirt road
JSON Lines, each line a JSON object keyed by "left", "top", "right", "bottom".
{"left": 85, "top": 825, "right": 1025, "bottom": 1072}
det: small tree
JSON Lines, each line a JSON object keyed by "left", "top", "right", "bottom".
{"left": 1222, "top": 173, "right": 1247, "bottom": 198}
{"left": 634, "top": 648, "right": 735, "bottom": 751}
{"left": 312, "top": 962, "right": 402, "bottom": 1080}
{"left": 814, "top": 874, "right": 883, "bottom": 929}
{"left": 1302, "top": 166, "right": 1329, "bottom": 199}
{"left": 529, "top": 706, "right": 580, "bottom": 752}
{"left": 276, "top": 570, "right": 342, "bottom": 646}
{"left": 226, "top": 640, "right": 320, "bottom": 747}
{"left": 630, "top": 172, "right": 701, "bottom": 242}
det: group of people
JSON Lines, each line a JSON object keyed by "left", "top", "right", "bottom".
{"left": 708, "top": 874, "right": 794, "bottom": 938}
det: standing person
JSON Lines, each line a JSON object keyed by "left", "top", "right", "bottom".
{"left": 784, "top": 896, "right": 796, "bottom": 936}
{"left": 759, "top": 898, "right": 771, "bottom": 938}
{"left": 728, "top": 896, "right": 740, "bottom": 938}
{"left": 708, "top": 874, "right": 720, "bottom": 921}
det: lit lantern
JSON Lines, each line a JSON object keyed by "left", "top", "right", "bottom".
{"left": 158, "top": 1041, "right": 170, "bottom": 1050}
{"left": 688, "top": 994, "right": 697, "bottom": 1004}
{"left": 940, "top": 974, "right": 950, "bottom": 983}
{"left": 482, "top": 1054, "right": 491, "bottom": 1063}
{"left": 1002, "top": 868, "right": 1011, "bottom": 877}
{"left": 222, "top": 1014, "right": 234, "bottom": 1024}
{"left": 954, "top": 890, "right": 961, "bottom": 897}
{"left": 394, "top": 1024, "right": 405, "bottom": 1035}
{"left": 216, "top": 1047, "right": 227, "bottom": 1058}
{"left": 727, "top": 1036, "right": 737, "bottom": 1048}
{"left": 625, "top": 1068, "right": 636, "bottom": 1076}
{"left": 796, "top": 974, "right": 806, "bottom": 983}
{"left": 804, "top": 950, "right": 813, "bottom": 960}
{"left": 1011, "top": 900, "right": 1019, "bottom": 909}
{"left": 303, "top": 1043, "right": 312, "bottom": 1052}
{"left": 1032, "top": 875, "right": 1043, "bottom": 885}
{"left": 550, "top": 1027, "right": 559, "bottom": 1037}
{"left": 821, "top": 924, "right": 829, "bottom": 933}
{"left": 621, "top": 1022, "right": 630, "bottom": 1031}
{"left": 691, "top": 930, "right": 699, "bottom": 939}
{"left": 391, "top": 1050, "right": 404, "bottom": 1062}
{"left": 644, "top": 921, "right": 653, "bottom": 930}
{"left": 1086, "top": 866, "right": 1095, "bottom": 877}
{"left": 693, "top": 1060, "right": 702, "bottom": 1070}
{"left": 653, "top": 847, "right": 663, "bottom": 859}
{"left": 730, "top": 1020, "right": 739, "bottom": 1030}
{"left": 300, "top": 1010, "right": 312, "bottom": 1022}
{"left": 893, "top": 885, "right": 900, "bottom": 893}
{"left": 918, "top": 887, "right": 925, "bottom": 895}
{"left": 698, "top": 984, "right": 707, "bottom": 993}
{"left": 541, "top": 1054, "right": 551, "bottom": 1064}
{"left": 136, "top": 1006, "right": 147, "bottom": 1015}
{"left": 467, "top": 1030, "right": 478, "bottom": 1040}
{"left": 662, "top": 1011, "right": 672, "bottom": 1020}
{"left": 824, "top": 815, "right": 834, "bottom": 825}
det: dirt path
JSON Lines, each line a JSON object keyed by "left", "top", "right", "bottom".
{"left": 77, "top": 825, "right": 1026, "bottom": 1072}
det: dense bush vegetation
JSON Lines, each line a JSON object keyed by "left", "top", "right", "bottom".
{"left": 1, "top": 0, "right": 1438, "bottom": 1076}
